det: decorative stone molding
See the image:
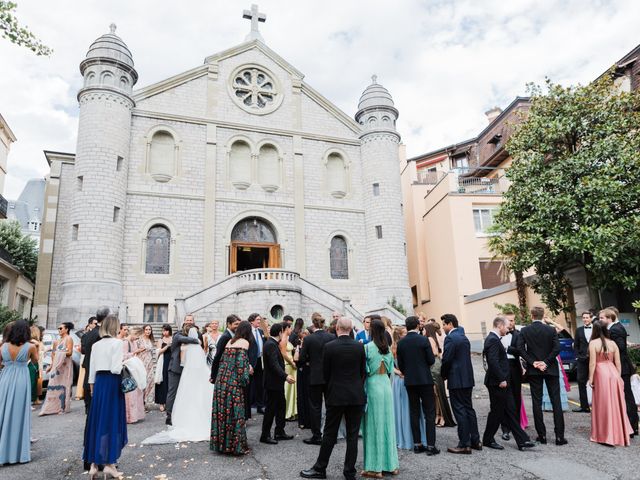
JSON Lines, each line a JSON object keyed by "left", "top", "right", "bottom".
{"left": 360, "top": 132, "right": 400, "bottom": 144}
{"left": 227, "top": 64, "right": 283, "bottom": 115}
{"left": 78, "top": 89, "right": 134, "bottom": 109}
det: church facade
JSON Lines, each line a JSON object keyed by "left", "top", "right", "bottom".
{"left": 34, "top": 11, "right": 410, "bottom": 327}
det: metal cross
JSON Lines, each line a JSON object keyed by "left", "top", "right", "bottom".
{"left": 243, "top": 4, "right": 266, "bottom": 42}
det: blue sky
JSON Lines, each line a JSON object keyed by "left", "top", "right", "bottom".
{"left": 1, "top": 0, "right": 638, "bottom": 199}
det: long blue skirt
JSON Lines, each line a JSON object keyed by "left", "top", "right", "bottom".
{"left": 83, "top": 372, "right": 127, "bottom": 465}
{"left": 392, "top": 375, "right": 426, "bottom": 449}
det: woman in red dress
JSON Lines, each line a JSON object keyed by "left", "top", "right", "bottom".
{"left": 588, "top": 318, "right": 632, "bottom": 446}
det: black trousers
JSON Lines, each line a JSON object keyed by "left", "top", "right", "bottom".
{"left": 501, "top": 359, "right": 522, "bottom": 433}
{"left": 165, "top": 371, "right": 181, "bottom": 416}
{"left": 308, "top": 384, "right": 325, "bottom": 439}
{"left": 622, "top": 374, "right": 639, "bottom": 434}
{"left": 261, "top": 387, "right": 286, "bottom": 438}
{"left": 449, "top": 388, "right": 480, "bottom": 447}
{"left": 313, "top": 404, "right": 363, "bottom": 480}
{"left": 83, "top": 373, "right": 92, "bottom": 414}
{"left": 405, "top": 384, "right": 436, "bottom": 447}
{"left": 528, "top": 375, "right": 564, "bottom": 439}
{"left": 250, "top": 360, "right": 265, "bottom": 409}
{"left": 576, "top": 359, "right": 590, "bottom": 410}
{"left": 484, "top": 385, "right": 530, "bottom": 446}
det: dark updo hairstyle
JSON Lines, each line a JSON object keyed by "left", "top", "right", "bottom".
{"left": 231, "top": 320, "right": 254, "bottom": 345}
{"left": 370, "top": 317, "right": 390, "bottom": 355}
{"left": 7, "top": 319, "right": 31, "bottom": 345}
{"left": 162, "top": 324, "right": 173, "bottom": 336}
{"left": 61, "top": 322, "right": 74, "bottom": 333}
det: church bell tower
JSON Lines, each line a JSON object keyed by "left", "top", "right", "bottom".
{"left": 356, "top": 76, "right": 412, "bottom": 313}
{"left": 58, "top": 24, "right": 137, "bottom": 322}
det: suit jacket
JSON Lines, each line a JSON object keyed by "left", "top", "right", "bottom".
{"left": 396, "top": 331, "right": 435, "bottom": 386}
{"left": 168, "top": 331, "right": 200, "bottom": 375}
{"left": 262, "top": 337, "right": 287, "bottom": 390}
{"left": 573, "top": 326, "right": 591, "bottom": 361}
{"left": 81, "top": 327, "right": 101, "bottom": 370}
{"left": 517, "top": 321, "right": 560, "bottom": 377}
{"left": 298, "top": 329, "right": 336, "bottom": 385}
{"left": 483, "top": 332, "right": 510, "bottom": 386}
{"left": 441, "top": 328, "right": 475, "bottom": 389}
{"left": 355, "top": 329, "right": 371, "bottom": 345}
{"left": 322, "top": 335, "right": 366, "bottom": 406}
{"left": 210, "top": 329, "right": 233, "bottom": 382}
{"left": 610, "top": 322, "right": 635, "bottom": 376}
{"left": 248, "top": 327, "right": 265, "bottom": 368}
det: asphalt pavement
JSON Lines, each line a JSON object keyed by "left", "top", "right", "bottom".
{"left": 3, "top": 355, "right": 638, "bottom": 480}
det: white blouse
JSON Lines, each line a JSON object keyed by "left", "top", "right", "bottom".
{"left": 88, "top": 337, "right": 124, "bottom": 384}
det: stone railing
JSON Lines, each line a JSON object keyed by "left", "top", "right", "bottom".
{"left": 236, "top": 269, "right": 301, "bottom": 293}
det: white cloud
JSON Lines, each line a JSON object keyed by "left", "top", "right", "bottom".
{"left": 1, "top": 0, "right": 638, "bottom": 197}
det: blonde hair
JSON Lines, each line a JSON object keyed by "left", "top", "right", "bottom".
{"left": 599, "top": 308, "right": 617, "bottom": 322}
{"left": 99, "top": 314, "right": 120, "bottom": 338}
{"left": 30, "top": 325, "right": 41, "bottom": 342}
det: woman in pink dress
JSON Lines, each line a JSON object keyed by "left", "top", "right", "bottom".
{"left": 39, "top": 322, "right": 74, "bottom": 416}
{"left": 122, "top": 328, "right": 145, "bottom": 424}
{"left": 588, "top": 320, "right": 632, "bottom": 446}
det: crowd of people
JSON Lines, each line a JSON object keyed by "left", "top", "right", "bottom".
{"left": 0, "top": 304, "right": 637, "bottom": 478}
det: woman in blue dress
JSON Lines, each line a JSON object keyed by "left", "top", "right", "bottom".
{"left": 0, "top": 320, "right": 38, "bottom": 465}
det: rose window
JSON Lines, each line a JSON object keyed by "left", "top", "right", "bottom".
{"left": 232, "top": 68, "right": 278, "bottom": 110}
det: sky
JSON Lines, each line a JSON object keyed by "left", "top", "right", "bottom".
{"left": 1, "top": 0, "right": 639, "bottom": 199}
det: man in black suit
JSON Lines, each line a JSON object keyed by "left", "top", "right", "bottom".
{"left": 260, "top": 323, "right": 296, "bottom": 444}
{"left": 517, "top": 306, "right": 566, "bottom": 445}
{"left": 500, "top": 313, "right": 524, "bottom": 441}
{"left": 396, "top": 315, "right": 439, "bottom": 455}
{"left": 166, "top": 315, "right": 202, "bottom": 425}
{"left": 248, "top": 313, "right": 266, "bottom": 416}
{"left": 441, "top": 314, "right": 481, "bottom": 454}
{"left": 482, "top": 316, "right": 535, "bottom": 451}
{"left": 210, "top": 314, "right": 241, "bottom": 383}
{"left": 298, "top": 314, "right": 336, "bottom": 445}
{"left": 572, "top": 311, "right": 593, "bottom": 413}
{"left": 601, "top": 307, "right": 639, "bottom": 436}
{"left": 300, "top": 317, "right": 365, "bottom": 480}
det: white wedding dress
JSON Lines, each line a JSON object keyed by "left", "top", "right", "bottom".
{"left": 142, "top": 328, "right": 214, "bottom": 444}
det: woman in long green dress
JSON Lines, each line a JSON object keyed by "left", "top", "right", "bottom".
{"left": 362, "top": 317, "right": 399, "bottom": 478}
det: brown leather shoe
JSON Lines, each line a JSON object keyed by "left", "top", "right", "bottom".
{"left": 447, "top": 446, "right": 472, "bottom": 454}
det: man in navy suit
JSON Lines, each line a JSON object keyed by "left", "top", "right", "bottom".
{"left": 355, "top": 316, "right": 371, "bottom": 344}
{"left": 441, "top": 314, "right": 480, "bottom": 454}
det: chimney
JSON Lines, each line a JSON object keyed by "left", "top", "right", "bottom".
{"left": 485, "top": 107, "right": 502, "bottom": 124}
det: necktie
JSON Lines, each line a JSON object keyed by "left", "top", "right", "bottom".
{"left": 255, "top": 329, "right": 261, "bottom": 356}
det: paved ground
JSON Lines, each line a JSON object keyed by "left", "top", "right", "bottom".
{"left": 3, "top": 356, "right": 638, "bottom": 480}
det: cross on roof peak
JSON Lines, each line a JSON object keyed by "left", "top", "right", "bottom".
{"left": 243, "top": 4, "right": 266, "bottom": 43}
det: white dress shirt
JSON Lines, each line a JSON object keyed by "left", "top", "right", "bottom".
{"left": 583, "top": 325, "right": 592, "bottom": 342}
{"left": 88, "top": 337, "right": 123, "bottom": 384}
{"left": 253, "top": 327, "right": 263, "bottom": 357}
{"left": 500, "top": 331, "right": 515, "bottom": 359}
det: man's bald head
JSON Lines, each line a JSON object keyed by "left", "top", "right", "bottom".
{"left": 336, "top": 317, "right": 352, "bottom": 335}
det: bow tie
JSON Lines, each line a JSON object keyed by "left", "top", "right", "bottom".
{"left": 584, "top": 326, "right": 592, "bottom": 329}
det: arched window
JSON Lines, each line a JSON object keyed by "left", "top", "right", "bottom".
{"left": 229, "top": 140, "right": 252, "bottom": 189}
{"left": 330, "top": 235, "right": 349, "bottom": 279}
{"left": 100, "top": 70, "right": 114, "bottom": 85}
{"left": 231, "top": 217, "right": 276, "bottom": 243}
{"left": 145, "top": 225, "right": 171, "bottom": 274}
{"left": 326, "top": 152, "right": 347, "bottom": 198}
{"left": 258, "top": 144, "right": 280, "bottom": 192}
{"left": 149, "top": 131, "right": 176, "bottom": 182}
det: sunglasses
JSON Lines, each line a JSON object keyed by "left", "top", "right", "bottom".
{"left": 58, "top": 327, "right": 64, "bottom": 331}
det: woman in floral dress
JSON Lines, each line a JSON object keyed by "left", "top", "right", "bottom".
{"left": 122, "top": 327, "right": 145, "bottom": 424}
{"left": 138, "top": 325, "right": 156, "bottom": 408}
{"left": 210, "top": 321, "right": 253, "bottom": 455}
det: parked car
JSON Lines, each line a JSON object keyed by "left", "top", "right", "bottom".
{"left": 41, "top": 329, "right": 81, "bottom": 391}
{"left": 558, "top": 329, "right": 577, "bottom": 380}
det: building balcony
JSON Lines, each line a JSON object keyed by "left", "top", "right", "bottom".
{"left": 236, "top": 268, "right": 301, "bottom": 293}
{"left": 0, "top": 194, "right": 7, "bottom": 219}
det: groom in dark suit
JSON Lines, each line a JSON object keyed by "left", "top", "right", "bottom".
{"left": 396, "top": 315, "right": 438, "bottom": 455}
{"left": 517, "top": 306, "right": 566, "bottom": 445}
{"left": 482, "top": 316, "right": 535, "bottom": 451}
{"left": 300, "top": 317, "right": 366, "bottom": 480}
{"left": 572, "top": 311, "right": 593, "bottom": 413}
{"left": 441, "top": 314, "right": 480, "bottom": 454}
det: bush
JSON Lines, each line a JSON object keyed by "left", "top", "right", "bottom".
{"left": 494, "top": 302, "right": 531, "bottom": 325}
{"left": 0, "top": 304, "right": 26, "bottom": 333}
{"left": 387, "top": 296, "right": 407, "bottom": 316}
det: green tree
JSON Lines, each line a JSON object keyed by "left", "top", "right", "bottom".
{"left": 489, "top": 73, "right": 640, "bottom": 314}
{"left": 0, "top": 220, "right": 38, "bottom": 282}
{"left": 0, "top": 1, "right": 51, "bottom": 55}
{"left": 0, "top": 304, "right": 25, "bottom": 332}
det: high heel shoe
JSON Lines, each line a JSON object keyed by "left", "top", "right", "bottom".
{"left": 102, "top": 465, "right": 123, "bottom": 479}
{"left": 88, "top": 464, "right": 98, "bottom": 479}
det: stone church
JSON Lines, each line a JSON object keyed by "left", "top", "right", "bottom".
{"left": 34, "top": 6, "right": 411, "bottom": 327}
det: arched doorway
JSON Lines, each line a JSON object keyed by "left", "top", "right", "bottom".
{"left": 229, "top": 217, "right": 281, "bottom": 273}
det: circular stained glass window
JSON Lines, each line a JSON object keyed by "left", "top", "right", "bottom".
{"left": 229, "top": 65, "right": 283, "bottom": 115}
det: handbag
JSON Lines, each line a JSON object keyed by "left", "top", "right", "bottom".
{"left": 154, "top": 354, "right": 164, "bottom": 384}
{"left": 121, "top": 365, "right": 138, "bottom": 393}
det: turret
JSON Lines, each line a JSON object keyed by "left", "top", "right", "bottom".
{"left": 57, "top": 24, "right": 137, "bottom": 322}
{"left": 356, "top": 76, "right": 411, "bottom": 312}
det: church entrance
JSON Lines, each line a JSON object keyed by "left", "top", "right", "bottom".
{"left": 229, "top": 217, "right": 281, "bottom": 273}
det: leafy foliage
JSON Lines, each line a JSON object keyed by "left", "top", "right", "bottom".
{"left": 489, "top": 73, "right": 640, "bottom": 314}
{"left": 0, "top": 2, "right": 52, "bottom": 55}
{"left": 0, "top": 220, "right": 38, "bottom": 282}
{"left": 493, "top": 302, "right": 531, "bottom": 325}
{"left": 387, "top": 296, "right": 407, "bottom": 316}
{"left": 0, "top": 304, "right": 25, "bottom": 332}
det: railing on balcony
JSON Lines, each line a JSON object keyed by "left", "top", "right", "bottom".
{"left": 456, "top": 176, "right": 502, "bottom": 194}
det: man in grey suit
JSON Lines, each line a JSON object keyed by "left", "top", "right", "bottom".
{"left": 165, "top": 314, "right": 201, "bottom": 425}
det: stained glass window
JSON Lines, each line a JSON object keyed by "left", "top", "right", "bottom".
{"left": 231, "top": 218, "right": 276, "bottom": 243}
{"left": 330, "top": 236, "right": 348, "bottom": 279}
{"left": 146, "top": 225, "right": 170, "bottom": 274}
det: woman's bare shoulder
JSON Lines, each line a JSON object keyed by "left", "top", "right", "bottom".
{"left": 229, "top": 338, "right": 249, "bottom": 349}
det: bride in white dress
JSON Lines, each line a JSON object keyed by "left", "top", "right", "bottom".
{"left": 142, "top": 327, "right": 214, "bottom": 444}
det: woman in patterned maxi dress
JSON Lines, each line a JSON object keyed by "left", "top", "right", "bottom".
{"left": 137, "top": 325, "right": 156, "bottom": 408}
{"left": 210, "top": 321, "right": 252, "bottom": 455}
{"left": 39, "top": 322, "right": 74, "bottom": 416}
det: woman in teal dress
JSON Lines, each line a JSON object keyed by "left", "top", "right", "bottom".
{"left": 0, "top": 320, "right": 38, "bottom": 465}
{"left": 362, "top": 318, "right": 399, "bottom": 478}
